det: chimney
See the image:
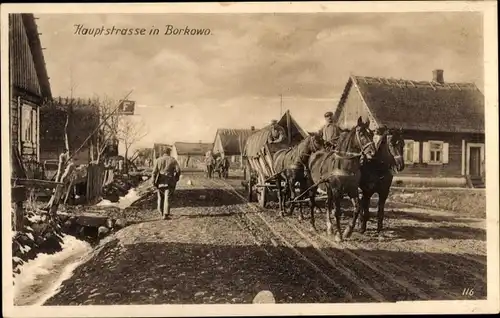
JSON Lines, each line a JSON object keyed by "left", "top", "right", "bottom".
{"left": 250, "top": 126, "right": 255, "bottom": 131}
{"left": 432, "top": 69, "right": 444, "bottom": 84}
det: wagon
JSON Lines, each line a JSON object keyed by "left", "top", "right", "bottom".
{"left": 242, "top": 111, "right": 309, "bottom": 208}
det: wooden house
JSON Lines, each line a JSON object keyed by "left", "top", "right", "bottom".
{"left": 332, "top": 70, "right": 485, "bottom": 188}
{"left": 171, "top": 142, "right": 213, "bottom": 170}
{"left": 212, "top": 128, "right": 256, "bottom": 168}
{"left": 9, "top": 14, "right": 52, "bottom": 163}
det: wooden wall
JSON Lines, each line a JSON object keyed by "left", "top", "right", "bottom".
{"left": 400, "top": 130, "right": 484, "bottom": 177}
{"left": 86, "top": 163, "right": 114, "bottom": 204}
{"left": 337, "top": 84, "right": 377, "bottom": 130}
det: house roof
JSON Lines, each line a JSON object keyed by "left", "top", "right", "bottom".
{"left": 173, "top": 142, "right": 213, "bottom": 155}
{"left": 10, "top": 14, "right": 52, "bottom": 99}
{"left": 334, "top": 75, "right": 484, "bottom": 134}
{"left": 243, "top": 110, "right": 309, "bottom": 158}
{"left": 213, "top": 128, "right": 256, "bottom": 156}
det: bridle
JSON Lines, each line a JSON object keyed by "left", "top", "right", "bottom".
{"left": 334, "top": 127, "right": 374, "bottom": 159}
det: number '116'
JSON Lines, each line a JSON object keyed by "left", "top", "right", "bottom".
{"left": 462, "top": 288, "right": 474, "bottom": 296}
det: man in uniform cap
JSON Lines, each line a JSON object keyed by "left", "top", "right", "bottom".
{"left": 318, "top": 111, "right": 342, "bottom": 151}
{"left": 204, "top": 150, "right": 215, "bottom": 178}
{"left": 152, "top": 147, "right": 181, "bottom": 220}
{"left": 268, "top": 119, "right": 287, "bottom": 144}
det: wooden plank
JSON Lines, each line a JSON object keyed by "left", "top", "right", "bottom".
{"left": 12, "top": 178, "right": 63, "bottom": 189}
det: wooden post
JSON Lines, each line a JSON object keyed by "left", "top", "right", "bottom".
{"left": 286, "top": 110, "right": 291, "bottom": 146}
{"left": 12, "top": 186, "right": 27, "bottom": 231}
{"left": 48, "top": 162, "right": 75, "bottom": 217}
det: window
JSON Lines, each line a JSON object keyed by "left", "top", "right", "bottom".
{"left": 429, "top": 141, "right": 442, "bottom": 163}
{"left": 422, "top": 141, "right": 449, "bottom": 165}
{"left": 404, "top": 140, "right": 414, "bottom": 163}
{"left": 21, "top": 105, "right": 34, "bottom": 142}
{"left": 403, "top": 140, "right": 420, "bottom": 164}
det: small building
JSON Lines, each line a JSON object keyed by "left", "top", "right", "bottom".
{"left": 212, "top": 128, "right": 256, "bottom": 168}
{"left": 9, "top": 14, "right": 52, "bottom": 164}
{"left": 171, "top": 142, "right": 213, "bottom": 170}
{"left": 332, "top": 70, "right": 485, "bottom": 188}
{"left": 153, "top": 143, "right": 172, "bottom": 160}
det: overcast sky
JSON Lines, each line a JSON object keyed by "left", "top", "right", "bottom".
{"left": 36, "top": 12, "right": 483, "bottom": 150}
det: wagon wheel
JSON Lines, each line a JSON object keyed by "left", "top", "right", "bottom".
{"left": 257, "top": 175, "right": 267, "bottom": 208}
{"left": 258, "top": 186, "right": 267, "bottom": 208}
{"left": 246, "top": 168, "right": 254, "bottom": 202}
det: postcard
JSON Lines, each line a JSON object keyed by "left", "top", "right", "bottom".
{"left": 2, "top": 2, "right": 498, "bottom": 317}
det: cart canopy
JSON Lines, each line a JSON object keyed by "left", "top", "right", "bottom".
{"left": 243, "top": 110, "right": 309, "bottom": 159}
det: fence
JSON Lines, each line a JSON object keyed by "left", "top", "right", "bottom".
{"left": 86, "top": 163, "right": 114, "bottom": 203}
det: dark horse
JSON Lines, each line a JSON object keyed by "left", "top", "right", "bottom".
{"left": 214, "top": 156, "right": 230, "bottom": 179}
{"left": 358, "top": 126, "right": 405, "bottom": 237}
{"left": 308, "top": 116, "right": 376, "bottom": 241}
{"left": 272, "top": 134, "right": 324, "bottom": 220}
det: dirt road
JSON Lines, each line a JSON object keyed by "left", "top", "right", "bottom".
{"left": 44, "top": 172, "right": 486, "bottom": 305}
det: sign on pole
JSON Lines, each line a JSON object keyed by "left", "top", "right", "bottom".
{"left": 117, "top": 100, "right": 136, "bottom": 115}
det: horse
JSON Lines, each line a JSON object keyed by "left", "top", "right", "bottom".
{"left": 272, "top": 134, "right": 324, "bottom": 220}
{"left": 358, "top": 126, "right": 405, "bottom": 237}
{"left": 308, "top": 116, "right": 377, "bottom": 241}
{"left": 214, "top": 156, "right": 230, "bottom": 179}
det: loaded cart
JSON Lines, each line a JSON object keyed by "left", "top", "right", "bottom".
{"left": 242, "top": 110, "right": 309, "bottom": 208}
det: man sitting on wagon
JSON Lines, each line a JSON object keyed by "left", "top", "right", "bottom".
{"left": 268, "top": 119, "right": 287, "bottom": 144}
{"left": 318, "top": 111, "right": 342, "bottom": 151}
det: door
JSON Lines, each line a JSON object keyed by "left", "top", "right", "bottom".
{"left": 469, "top": 146, "right": 481, "bottom": 177}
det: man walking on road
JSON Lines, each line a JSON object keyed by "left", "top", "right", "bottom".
{"left": 152, "top": 147, "right": 181, "bottom": 220}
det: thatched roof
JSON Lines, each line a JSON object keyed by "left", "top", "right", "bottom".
{"left": 333, "top": 74, "right": 484, "bottom": 134}
{"left": 213, "top": 128, "right": 256, "bottom": 156}
{"left": 173, "top": 142, "right": 213, "bottom": 156}
{"left": 9, "top": 14, "right": 52, "bottom": 99}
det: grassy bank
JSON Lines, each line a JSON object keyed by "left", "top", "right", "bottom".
{"left": 389, "top": 188, "right": 486, "bottom": 219}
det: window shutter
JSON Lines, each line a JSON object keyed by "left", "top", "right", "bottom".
{"left": 442, "top": 142, "right": 449, "bottom": 164}
{"left": 413, "top": 141, "right": 420, "bottom": 163}
{"left": 422, "top": 142, "right": 430, "bottom": 163}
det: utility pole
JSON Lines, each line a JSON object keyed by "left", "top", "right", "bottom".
{"left": 280, "top": 94, "right": 283, "bottom": 117}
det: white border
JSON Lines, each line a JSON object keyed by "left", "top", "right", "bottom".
{"left": 2, "top": 2, "right": 499, "bottom": 317}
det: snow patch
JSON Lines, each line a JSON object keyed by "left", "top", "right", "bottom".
{"left": 393, "top": 193, "right": 415, "bottom": 199}
{"left": 96, "top": 188, "right": 141, "bottom": 210}
{"left": 27, "top": 215, "right": 42, "bottom": 223}
{"left": 13, "top": 234, "right": 92, "bottom": 306}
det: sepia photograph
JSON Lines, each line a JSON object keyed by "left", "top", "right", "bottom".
{"left": 2, "top": 2, "right": 499, "bottom": 317}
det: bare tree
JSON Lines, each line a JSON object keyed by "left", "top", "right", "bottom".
{"left": 117, "top": 116, "right": 149, "bottom": 173}
{"left": 89, "top": 95, "right": 121, "bottom": 163}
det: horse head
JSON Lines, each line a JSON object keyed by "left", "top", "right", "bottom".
{"left": 386, "top": 127, "right": 405, "bottom": 172}
{"left": 353, "top": 116, "right": 376, "bottom": 160}
{"left": 308, "top": 133, "right": 325, "bottom": 153}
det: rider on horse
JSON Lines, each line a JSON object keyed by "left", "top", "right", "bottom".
{"left": 317, "top": 111, "right": 342, "bottom": 152}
